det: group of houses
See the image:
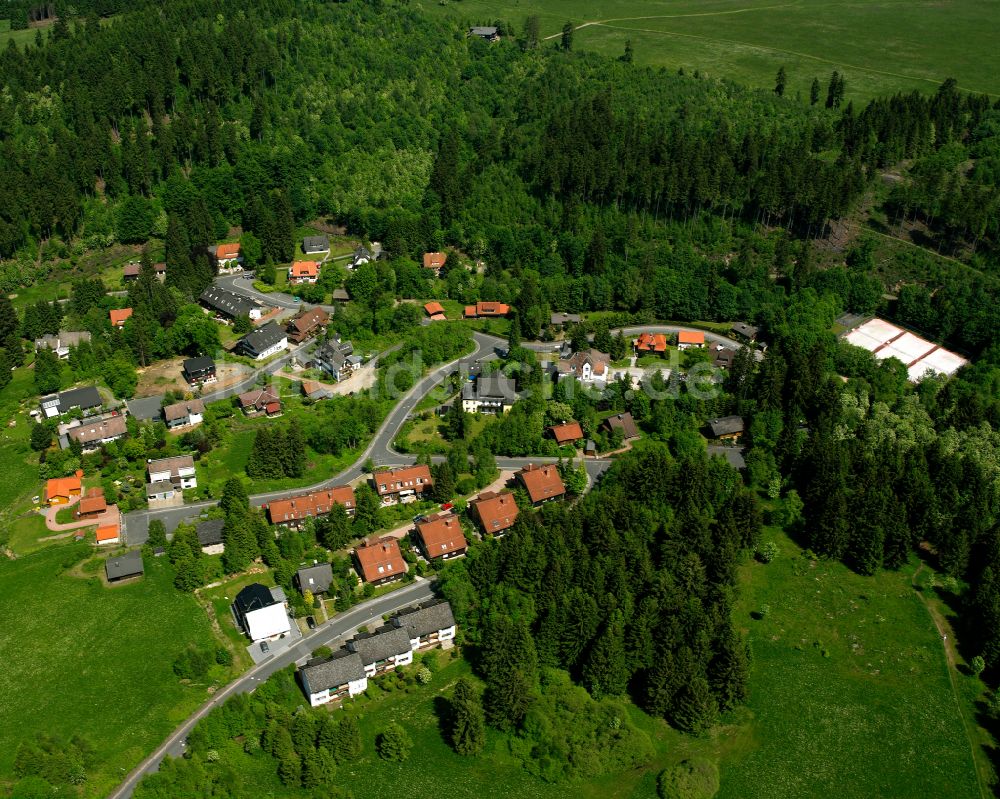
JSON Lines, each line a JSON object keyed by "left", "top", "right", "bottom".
{"left": 44, "top": 470, "right": 122, "bottom": 546}
{"left": 298, "top": 600, "right": 456, "bottom": 706}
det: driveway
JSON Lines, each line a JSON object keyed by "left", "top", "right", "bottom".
{"left": 44, "top": 498, "right": 120, "bottom": 533}
{"left": 245, "top": 613, "right": 302, "bottom": 665}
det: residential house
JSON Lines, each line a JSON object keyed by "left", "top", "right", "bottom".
{"left": 373, "top": 465, "right": 433, "bottom": 505}
{"left": 199, "top": 286, "right": 262, "bottom": 321}
{"left": 301, "top": 380, "right": 331, "bottom": 401}
{"left": 45, "top": 471, "right": 83, "bottom": 505}
{"left": 105, "top": 551, "right": 143, "bottom": 582}
{"left": 163, "top": 399, "right": 205, "bottom": 430}
{"left": 40, "top": 386, "right": 103, "bottom": 419}
{"left": 550, "top": 312, "right": 581, "bottom": 328}
{"left": 347, "top": 626, "right": 414, "bottom": 677}
{"left": 516, "top": 464, "right": 566, "bottom": 506}
{"left": 267, "top": 485, "right": 356, "bottom": 525}
{"left": 677, "top": 330, "right": 706, "bottom": 350}
{"left": 423, "top": 252, "right": 447, "bottom": 276}
{"left": 286, "top": 307, "right": 329, "bottom": 344}
{"left": 236, "top": 322, "right": 288, "bottom": 360}
{"left": 122, "top": 262, "right": 164, "bottom": 282}
{"left": 289, "top": 261, "right": 320, "bottom": 285}
{"left": 302, "top": 235, "right": 330, "bottom": 255}
{"left": 213, "top": 242, "right": 242, "bottom": 271}
{"left": 299, "top": 650, "right": 369, "bottom": 706}
{"left": 392, "top": 600, "right": 456, "bottom": 649}
{"left": 463, "top": 301, "right": 509, "bottom": 319}
{"left": 76, "top": 488, "right": 107, "bottom": 519}
{"left": 603, "top": 412, "right": 639, "bottom": 441}
{"left": 424, "top": 301, "right": 446, "bottom": 321}
{"left": 331, "top": 288, "right": 350, "bottom": 302}
{"left": 313, "top": 339, "right": 357, "bottom": 382}
{"left": 549, "top": 421, "right": 584, "bottom": 446}
{"left": 350, "top": 243, "right": 381, "bottom": 269}
{"left": 196, "top": 519, "right": 225, "bottom": 555}
{"left": 182, "top": 356, "right": 216, "bottom": 385}
{"left": 635, "top": 332, "right": 668, "bottom": 354}
{"left": 353, "top": 537, "right": 407, "bottom": 584}
{"left": 238, "top": 387, "right": 281, "bottom": 416}
{"left": 461, "top": 373, "right": 517, "bottom": 414}
{"left": 469, "top": 490, "right": 519, "bottom": 537}
{"left": 713, "top": 347, "right": 737, "bottom": 369}
{"left": 557, "top": 348, "right": 610, "bottom": 386}
{"left": 110, "top": 308, "right": 133, "bottom": 328}
{"left": 469, "top": 25, "right": 500, "bottom": 41}
{"left": 34, "top": 330, "right": 91, "bottom": 360}
{"left": 233, "top": 583, "right": 291, "bottom": 641}
{"left": 67, "top": 415, "right": 127, "bottom": 451}
{"left": 706, "top": 415, "right": 745, "bottom": 441}
{"left": 147, "top": 455, "right": 197, "bottom": 492}
{"left": 296, "top": 563, "right": 334, "bottom": 594}
{"left": 731, "top": 322, "right": 759, "bottom": 342}
{"left": 96, "top": 524, "right": 121, "bottom": 546}
{"left": 413, "top": 512, "right": 467, "bottom": 560}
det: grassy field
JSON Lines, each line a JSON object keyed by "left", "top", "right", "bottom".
{"left": 426, "top": 0, "right": 1000, "bottom": 100}
{"left": 0, "top": 543, "right": 226, "bottom": 798}
{"left": 720, "top": 527, "right": 986, "bottom": 798}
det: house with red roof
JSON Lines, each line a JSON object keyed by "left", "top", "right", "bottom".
{"left": 516, "top": 464, "right": 566, "bottom": 506}
{"left": 549, "top": 421, "right": 584, "bottom": 446}
{"left": 372, "top": 465, "right": 434, "bottom": 505}
{"left": 45, "top": 471, "right": 83, "bottom": 506}
{"left": 677, "top": 330, "right": 706, "bottom": 350}
{"left": 423, "top": 302, "right": 446, "bottom": 321}
{"left": 214, "top": 242, "right": 242, "bottom": 271}
{"left": 634, "top": 332, "right": 668, "bottom": 354}
{"left": 289, "top": 261, "right": 320, "bottom": 285}
{"left": 412, "top": 512, "right": 467, "bottom": 560}
{"left": 464, "top": 301, "right": 510, "bottom": 319}
{"left": 109, "top": 308, "right": 133, "bottom": 328}
{"left": 354, "top": 537, "right": 407, "bottom": 585}
{"left": 267, "top": 485, "right": 356, "bottom": 526}
{"left": 469, "top": 490, "right": 519, "bottom": 537}
{"left": 423, "top": 252, "right": 447, "bottom": 275}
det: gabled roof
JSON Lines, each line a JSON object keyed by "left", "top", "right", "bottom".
{"left": 300, "top": 649, "right": 366, "bottom": 694}
{"left": 517, "top": 464, "right": 566, "bottom": 504}
{"left": 462, "top": 373, "right": 517, "bottom": 404}
{"left": 68, "top": 415, "right": 127, "bottom": 445}
{"left": 301, "top": 380, "right": 329, "bottom": 398}
{"left": 288, "top": 307, "right": 329, "bottom": 334}
{"left": 713, "top": 347, "right": 736, "bottom": 368}
{"left": 234, "top": 583, "right": 277, "bottom": 615}
{"left": 56, "top": 386, "right": 103, "bottom": 411}
{"left": 677, "top": 329, "right": 706, "bottom": 345}
{"left": 110, "top": 308, "right": 133, "bottom": 327}
{"left": 147, "top": 455, "right": 195, "bottom": 478}
{"left": 707, "top": 415, "right": 744, "bottom": 437}
{"left": 216, "top": 242, "right": 241, "bottom": 259}
{"left": 96, "top": 523, "right": 120, "bottom": 543}
{"left": 78, "top": 488, "right": 107, "bottom": 515}
{"left": 354, "top": 537, "right": 406, "bottom": 581}
{"left": 469, "top": 26, "right": 499, "bottom": 36}
{"left": 470, "top": 490, "right": 519, "bottom": 534}
{"left": 603, "top": 412, "right": 639, "bottom": 439}
{"left": 423, "top": 252, "right": 447, "bottom": 269}
{"left": 237, "top": 322, "right": 286, "bottom": 356}
{"left": 183, "top": 356, "right": 215, "bottom": 373}
{"left": 267, "top": 486, "right": 355, "bottom": 523}
{"left": 731, "top": 322, "right": 759, "bottom": 339}
{"left": 314, "top": 340, "right": 347, "bottom": 369}
{"left": 302, "top": 234, "right": 330, "bottom": 252}
{"left": 196, "top": 518, "right": 225, "bottom": 547}
{"left": 558, "top": 349, "right": 610, "bottom": 378}
{"left": 348, "top": 625, "right": 412, "bottom": 664}
{"left": 163, "top": 399, "right": 205, "bottom": 422}
{"left": 414, "top": 513, "right": 467, "bottom": 558}
{"left": 424, "top": 302, "right": 445, "bottom": 316}
{"left": 105, "top": 550, "right": 142, "bottom": 579}
{"left": 373, "top": 465, "right": 433, "bottom": 496}
{"left": 296, "top": 563, "right": 334, "bottom": 593}
{"left": 549, "top": 421, "right": 584, "bottom": 445}
{"left": 468, "top": 301, "right": 509, "bottom": 317}
{"left": 393, "top": 600, "right": 456, "bottom": 638}
{"left": 35, "top": 330, "right": 91, "bottom": 350}
{"left": 635, "top": 332, "right": 667, "bottom": 352}
{"left": 123, "top": 263, "right": 141, "bottom": 277}
{"left": 199, "top": 285, "right": 256, "bottom": 318}
{"left": 290, "top": 261, "right": 320, "bottom": 278}
{"left": 46, "top": 473, "right": 82, "bottom": 501}
{"left": 550, "top": 312, "right": 581, "bottom": 325}
{"left": 238, "top": 387, "right": 280, "bottom": 409}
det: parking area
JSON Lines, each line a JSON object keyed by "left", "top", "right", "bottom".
{"left": 244, "top": 613, "right": 302, "bottom": 665}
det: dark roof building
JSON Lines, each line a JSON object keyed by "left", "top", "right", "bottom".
{"left": 196, "top": 519, "right": 225, "bottom": 548}
{"left": 603, "top": 412, "right": 639, "bottom": 440}
{"left": 105, "top": 551, "right": 144, "bottom": 582}
{"left": 469, "top": 25, "right": 500, "bottom": 41}
{"left": 392, "top": 600, "right": 456, "bottom": 640}
{"left": 707, "top": 415, "right": 745, "bottom": 439}
{"left": 461, "top": 373, "right": 517, "bottom": 413}
{"left": 550, "top": 312, "right": 582, "bottom": 326}
{"left": 41, "top": 386, "right": 103, "bottom": 417}
{"left": 296, "top": 563, "right": 334, "bottom": 594}
{"left": 199, "top": 285, "right": 257, "bottom": 319}
{"left": 236, "top": 322, "right": 287, "bottom": 360}
{"left": 299, "top": 649, "right": 366, "bottom": 697}
{"left": 347, "top": 626, "right": 413, "bottom": 666}
{"left": 182, "top": 356, "right": 216, "bottom": 383}
{"left": 731, "top": 322, "right": 759, "bottom": 341}
{"left": 302, "top": 234, "right": 330, "bottom": 254}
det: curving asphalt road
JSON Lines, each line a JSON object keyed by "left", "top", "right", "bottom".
{"left": 108, "top": 579, "right": 436, "bottom": 799}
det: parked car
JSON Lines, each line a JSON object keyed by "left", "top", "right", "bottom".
{"left": 260, "top": 641, "right": 269, "bottom": 653}
{"left": 306, "top": 616, "right": 316, "bottom": 629}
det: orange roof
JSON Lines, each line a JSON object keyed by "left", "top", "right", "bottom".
{"left": 423, "top": 252, "right": 447, "bottom": 269}
{"left": 635, "top": 332, "right": 667, "bottom": 352}
{"left": 430, "top": 313, "right": 446, "bottom": 322}
{"left": 373, "top": 465, "right": 433, "bottom": 497}
{"left": 354, "top": 537, "right": 406, "bottom": 582}
{"left": 95, "top": 524, "right": 119, "bottom": 543}
{"left": 415, "top": 513, "right": 467, "bottom": 558}
{"left": 46, "top": 474, "right": 82, "bottom": 502}
{"left": 465, "top": 301, "right": 510, "bottom": 318}
{"left": 464, "top": 305, "right": 476, "bottom": 318}
{"left": 424, "top": 302, "right": 445, "bottom": 316}
{"left": 517, "top": 464, "right": 566, "bottom": 504}
{"left": 290, "top": 261, "right": 319, "bottom": 278}
{"left": 470, "top": 491, "right": 519, "bottom": 535}
{"left": 268, "top": 486, "right": 355, "bottom": 523}
{"left": 265, "top": 401, "right": 282, "bottom": 414}
{"left": 549, "top": 421, "right": 584, "bottom": 445}
{"left": 677, "top": 330, "right": 705, "bottom": 345}
{"left": 78, "top": 489, "right": 107, "bottom": 516}
{"left": 216, "top": 242, "right": 241, "bottom": 259}
{"left": 109, "top": 308, "right": 133, "bottom": 327}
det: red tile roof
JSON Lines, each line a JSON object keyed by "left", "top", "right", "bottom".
{"left": 268, "top": 486, "right": 355, "bottom": 524}
{"left": 635, "top": 332, "right": 667, "bottom": 352}
{"left": 549, "top": 421, "right": 584, "bottom": 445}
{"left": 470, "top": 491, "right": 519, "bottom": 535}
{"left": 677, "top": 330, "right": 705, "bottom": 346}
{"left": 78, "top": 488, "right": 107, "bottom": 516}
{"left": 423, "top": 252, "right": 447, "bottom": 269}
{"left": 109, "top": 308, "right": 133, "bottom": 327}
{"left": 517, "top": 464, "right": 566, "bottom": 504}
{"left": 415, "top": 513, "right": 467, "bottom": 558}
{"left": 464, "top": 301, "right": 510, "bottom": 318}
{"left": 95, "top": 524, "right": 119, "bottom": 543}
{"left": 46, "top": 474, "right": 82, "bottom": 502}
{"left": 216, "top": 242, "right": 241, "bottom": 259}
{"left": 265, "top": 401, "right": 282, "bottom": 415}
{"left": 354, "top": 537, "right": 406, "bottom": 582}
{"left": 290, "top": 261, "right": 319, "bottom": 278}
{"left": 373, "top": 465, "right": 433, "bottom": 497}
{"left": 424, "top": 302, "right": 445, "bottom": 316}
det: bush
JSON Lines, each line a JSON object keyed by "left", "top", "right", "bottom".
{"left": 756, "top": 541, "right": 778, "bottom": 564}
{"left": 376, "top": 723, "right": 412, "bottom": 762}
{"left": 657, "top": 759, "right": 720, "bottom": 799}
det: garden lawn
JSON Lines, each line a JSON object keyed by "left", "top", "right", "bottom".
{"left": 720, "top": 528, "right": 983, "bottom": 799}
{"left": 0, "top": 544, "right": 222, "bottom": 798}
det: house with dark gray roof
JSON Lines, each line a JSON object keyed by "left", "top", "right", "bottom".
{"left": 347, "top": 626, "right": 414, "bottom": 677}
{"left": 731, "top": 322, "right": 759, "bottom": 341}
{"left": 391, "top": 600, "right": 457, "bottom": 649}
{"left": 313, "top": 339, "right": 356, "bottom": 381}
{"left": 602, "top": 412, "right": 639, "bottom": 441}
{"left": 302, "top": 234, "right": 330, "bottom": 255}
{"left": 233, "top": 583, "right": 290, "bottom": 641}
{"left": 469, "top": 25, "right": 500, "bottom": 41}
{"left": 35, "top": 330, "right": 91, "bottom": 360}
{"left": 296, "top": 563, "right": 334, "bottom": 594}
{"left": 236, "top": 322, "right": 288, "bottom": 360}
{"left": 461, "top": 373, "right": 517, "bottom": 414}
{"left": 199, "top": 285, "right": 261, "bottom": 320}
{"left": 197, "top": 519, "right": 225, "bottom": 554}
{"left": 299, "top": 650, "right": 368, "bottom": 706}
{"left": 40, "top": 386, "right": 103, "bottom": 419}
{"left": 182, "top": 356, "right": 216, "bottom": 385}
{"left": 706, "top": 415, "right": 744, "bottom": 440}
{"left": 106, "top": 551, "right": 144, "bottom": 583}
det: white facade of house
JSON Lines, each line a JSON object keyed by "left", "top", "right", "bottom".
{"left": 245, "top": 604, "right": 292, "bottom": 641}
{"left": 252, "top": 337, "right": 288, "bottom": 361}
{"left": 307, "top": 675, "right": 368, "bottom": 707}
{"left": 148, "top": 463, "right": 197, "bottom": 490}
{"left": 165, "top": 409, "right": 203, "bottom": 430}
{"left": 361, "top": 648, "right": 413, "bottom": 678}
{"left": 406, "top": 624, "right": 456, "bottom": 650}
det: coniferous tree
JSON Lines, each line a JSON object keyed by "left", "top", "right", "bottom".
{"left": 582, "top": 611, "right": 630, "bottom": 697}
{"left": 671, "top": 676, "right": 718, "bottom": 735}
{"left": 332, "top": 716, "right": 362, "bottom": 763}
{"left": 810, "top": 77, "right": 821, "bottom": 105}
{"left": 774, "top": 66, "right": 787, "bottom": 97}
{"left": 561, "top": 21, "right": 573, "bottom": 51}
{"left": 450, "top": 678, "right": 486, "bottom": 755}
